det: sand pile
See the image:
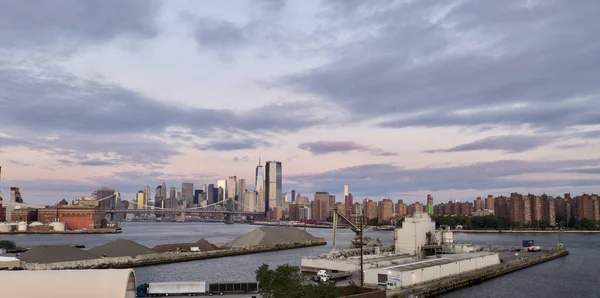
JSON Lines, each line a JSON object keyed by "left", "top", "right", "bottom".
{"left": 89, "top": 239, "right": 156, "bottom": 258}
{"left": 152, "top": 238, "right": 218, "bottom": 253}
{"left": 225, "top": 226, "right": 319, "bottom": 248}
{"left": 18, "top": 245, "right": 98, "bottom": 264}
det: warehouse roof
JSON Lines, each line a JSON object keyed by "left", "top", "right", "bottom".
{"left": 0, "top": 269, "right": 136, "bottom": 298}
{"left": 381, "top": 252, "right": 498, "bottom": 272}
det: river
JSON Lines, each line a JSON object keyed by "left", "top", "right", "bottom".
{"left": 2, "top": 222, "right": 598, "bottom": 297}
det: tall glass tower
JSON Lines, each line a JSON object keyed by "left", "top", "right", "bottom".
{"left": 265, "top": 160, "right": 282, "bottom": 211}
{"left": 255, "top": 156, "right": 264, "bottom": 191}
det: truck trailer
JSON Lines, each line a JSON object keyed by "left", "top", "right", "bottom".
{"left": 136, "top": 281, "right": 259, "bottom": 297}
{"left": 313, "top": 270, "right": 352, "bottom": 282}
{"left": 136, "top": 281, "right": 206, "bottom": 297}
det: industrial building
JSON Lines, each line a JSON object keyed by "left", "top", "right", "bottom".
{"left": 302, "top": 212, "right": 492, "bottom": 289}
{"left": 364, "top": 252, "right": 500, "bottom": 288}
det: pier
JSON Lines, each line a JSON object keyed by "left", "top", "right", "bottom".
{"left": 388, "top": 249, "right": 569, "bottom": 297}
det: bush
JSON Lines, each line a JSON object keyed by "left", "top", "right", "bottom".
{"left": 0, "top": 240, "right": 17, "bottom": 250}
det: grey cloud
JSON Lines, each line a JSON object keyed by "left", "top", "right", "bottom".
{"left": 287, "top": 158, "right": 600, "bottom": 198}
{"left": 0, "top": 65, "right": 322, "bottom": 137}
{"left": 5, "top": 160, "right": 31, "bottom": 166}
{"left": 0, "top": 0, "right": 161, "bottom": 49}
{"left": 426, "top": 135, "right": 552, "bottom": 154}
{"left": 192, "top": 18, "right": 247, "bottom": 51}
{"left": 280, "top": 0, "right": 600, "bottom": 131}
{"left": 56, "top": 159, "right": 74, "bottom": 166}
{"left": 0, "top": 134, "right": 179, "bottom": 168}
{"left": 79, "top": 160, "right": 117, "bottom": 167}
{"left": 559, "top": 167, "right": 600, "bottom": 175}
{"left": 298, "top": 141, "right": 396, "bottom": 156}
{"left": 197, "top": 139, "right": 271, "bottom": 151}
{"left": 232, "top": 156, "right": 250, "bottom": 163}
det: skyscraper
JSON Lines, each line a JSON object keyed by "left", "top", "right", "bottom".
{"left": 238, "top": 179, "right": 246, "bottom": 210}
{"left": 255, "top": 156, "right": 264, "bottom": 192}
{"left": 161, "top": 181, "right": 167, "bottom": 206}
{"left": 227, "top": 176, "right": 237, "bottom": 201}
{"left": 217, "top": 180, "right": 227, "bottom": 202}
{"left": 291, "top": 190, "right": 296, "bottom": 203}
{"left": 168, "top": 186, "right": 176, "bottom": 209}
{"left": 182, "top": 183, "right": 194, "bottom": 208}
{"left": 265, "top": 160, "right": 282, "bottom": 210}
{"left": 344, "top": 185, "right": 349, "bottom": 197}
{"left": 207, "top": 184, "right": 215, "bottom": 204}
{"left": 136, "top": 191, "right": 145, "bottom": 210}
{"left": 143, "top": 186, "right": 151, "bottom": 209}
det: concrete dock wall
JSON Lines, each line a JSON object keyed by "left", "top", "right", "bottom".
{"left": 414, "top": 250, "right": 569, "bottom": 298}
{"left": 23, "top": 239, "right": 326, "bottom": 270}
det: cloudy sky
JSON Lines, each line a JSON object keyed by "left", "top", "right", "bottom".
{"left": 1, "top": 0, "right": 599, "bottom": 205}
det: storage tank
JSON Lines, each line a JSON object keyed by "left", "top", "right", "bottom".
{"left": 442, "top": 230, "right": 453, "bottom": 244}
{"left": 28, "top": 222, "right": 44, "bottom": 227}
{"left": 50, "top": 222, "right": 66, "bottom": 231}
{"left": 0, "top": 223, "right": 12, "bottom": 233}
{"left": 17, "top": 222, "right": 28, "bottom": 232}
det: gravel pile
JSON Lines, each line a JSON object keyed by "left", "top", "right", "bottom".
{"left": 225, "top": 226, "right": 319, "bottom": 248}
{"left": 152, "top": 238, "right": 218, "bottom": 253}
{"left": 18, "top": 245, "right": 98, "bottom": 264}
{"left": 89, "top": 239, "right": 156, "bottom": 258}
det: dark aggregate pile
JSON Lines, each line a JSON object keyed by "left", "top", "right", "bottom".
{"left": 18, "top": 245, "right": 98, "bottom": 264}
{"left": 152, "top": 238, "right": 218, "bottom": 253}
{"left": 88, "top": 239, "right": 156, "bottom": 258}
{"left": 225, "top": 226, "right": 319, "bottom": 248}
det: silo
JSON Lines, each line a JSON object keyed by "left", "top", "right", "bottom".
{"left": 0, "top": 223, "right": 12, "bottom": 233}
{"left": 50, "top": 222, "right": 66, "bottom": 231}
{"left": 17, "top": 222, "right": 28, "bottom": 232}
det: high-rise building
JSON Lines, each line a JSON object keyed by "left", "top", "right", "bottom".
{"left": 474, "top": 197, "right": 484, "bottom": 211}
{"left": 167, "top": 186, "right": 176, "bottom": 209}
{"left": 395, "top": 199, "right": 407, "bottom": 218}
{"left": 155, "top": 185, "right": 165, "bottom": 209}
{"left": 426, "top": 194, "right": 434, "bottom": 215}
{"left": 378, "top": 199, "right": 394, "bottom": 223}
{"left": 494, "top": 196, "right": 509, "bottom": 219}
{"left": 255, "top": 156, "right": 264, "bottom": 191}
{"left": 530, "top": 194, "right": 543, "bottom": 223}
{"left": 97, "top": 187, "right": 116, "bottom": 210}
{"left": 310, "top": 200, "right": 327, "bottom": 221}
{"left": 257, "top": 188, "right": 265, "bottom": 213}
{"left": 143, "top": 186, "right": 151, "bottom": 209}
{"left": 265, "top": 160, "right": 282, "bottom": 210}
{"left": 194, "top": 189, "right": 204, "bottom": 206}
{"left": 182, "top": 183, "right": 194, "bottom": 207}
{"left": 238, "top": 178, "right": 246, "bottom": 205}
{"left": 363, "top": 199, "right": 378, "bottom": 222}
{"left": 485, "top": 195, "right": 495, "bottom": 210}
{"left": 344, "top": 185, "right": 349, "bottom": 197}
{"left": 344, "top": 194, "right": 354, "bottom": 218}
{"left": 136, "top": 191, "right": 145, "bottom": 210}
{"left": 206, "top": 184, "right": 215, "bottom": 205}
{"left": 244, "top": 190, "right": 258, "bottom": 212}
{"left": 291, "top": 190, "right": 296, "bottom": 203}
{"left": 227, "top": 176, "right": 237, "bottom": 201}
{"left": 217, "top": 180, "right": 227, "bottom": 202}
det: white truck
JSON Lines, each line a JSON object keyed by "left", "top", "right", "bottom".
{"left": 137, "top": 281, "right": 206, "bottom": 297}
{"left": 313, "top": 270, "right": 351, "bottom": 282}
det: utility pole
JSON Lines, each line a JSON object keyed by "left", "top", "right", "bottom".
{"left": 359, "top": 210, "right": 364, "bottom": 287}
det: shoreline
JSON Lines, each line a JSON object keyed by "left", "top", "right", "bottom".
{"left": 452, "top": 229, "right": 600, "bottom": 234}
{"left": 21, "top": 239, "right": 327, "bottom": 270}
{"left": 0, "top": 228, "right": 121, "bottom": 235}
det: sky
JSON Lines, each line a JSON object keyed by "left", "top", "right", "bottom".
{"left": 1, "top": 0, "right": 599, "bottom": 205}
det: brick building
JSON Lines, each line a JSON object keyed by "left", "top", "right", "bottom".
{"left": 310, "top": 200, "right": 326, "bottom": 221}
{"left": 37, "top": 206, "right": 105, "bottom": 230}
{"left": 395, "top": 200, "right": 407, "bottom": 218}
{"left": 11, "top": 209, "right": 38, "bottom": 222}
{"left": 474, "top": 197, "right": 484, "bottom": 211}
{"left": 378, "top": 199, "right": 393, "bottom": 223}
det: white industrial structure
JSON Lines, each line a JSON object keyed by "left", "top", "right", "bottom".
{"left": 364, "top": 252, "right": 500, "bottom": 288}
{"left": 395, "top": 212, "right": 437, "bottom": 256}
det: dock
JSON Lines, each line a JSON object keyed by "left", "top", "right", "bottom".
{"left": 387, "top": 249, "right": 569, "bottom": 297}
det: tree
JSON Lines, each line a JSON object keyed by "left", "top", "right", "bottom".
{"left": 0, "top": 240, "right": 17, "bottom": 250}
{"left": 255, "top": 264, "right": 303, "bottom": 298}
{"left": 368, "top": 218, "right": 379, "bottom": 226}
{"left": 256, "top": 264, "right": 340, "bottom": 298}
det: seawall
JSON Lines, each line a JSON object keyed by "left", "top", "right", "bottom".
{"left": 1, "top": 228, "right": 121, "bottom": 235}
{"left": 453, "top": 229, "right": 600, "bottom": 233}
{"left": 408, "top": 249, "right": 569, "bottom": 298}
{"left": 22, "top": 239, "right": 327, "bottom": 270}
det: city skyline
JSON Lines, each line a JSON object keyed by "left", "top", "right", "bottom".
{"left": 1, "top": 1, "right": 600, "bottom": 205}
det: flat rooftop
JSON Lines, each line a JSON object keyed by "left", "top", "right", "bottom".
{"left": 380, "top": 252, "right": 497, "bottom": 272}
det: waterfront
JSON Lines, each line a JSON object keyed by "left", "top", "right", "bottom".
{"left": 2, "top": 222, "right": 599, "bottom": 297}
